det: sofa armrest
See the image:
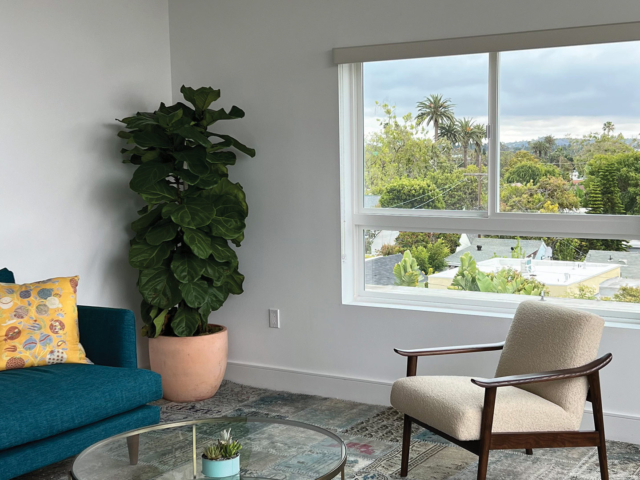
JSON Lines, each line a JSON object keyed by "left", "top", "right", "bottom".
{"left": 78, "top": 305, "right": 138, "bottom": 368}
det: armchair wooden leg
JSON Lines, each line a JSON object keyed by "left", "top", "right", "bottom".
{"left": 400, "top": 415, "right": 412, "bottom": 477}
{"left": 525, "top": 448, "right": 533, "bottom": 455}
{"left": 477, "top": 388, "right": 497, "bottom": 480}
{"left": 589, "top": 372, "right": 609, "bottom": 480}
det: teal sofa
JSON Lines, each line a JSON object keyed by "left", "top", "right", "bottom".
{"left": 0, "top": 268, "right": 162, "bottom": 480}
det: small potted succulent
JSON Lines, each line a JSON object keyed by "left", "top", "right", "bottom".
{"left": 202, "top": 429, "right": 242, "bottom": 478}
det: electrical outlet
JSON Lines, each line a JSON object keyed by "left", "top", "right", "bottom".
{"left": 269, "top": 309, "right": 280, "bottom": 328}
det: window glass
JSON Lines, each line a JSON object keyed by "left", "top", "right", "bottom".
{"left": 363, "top": 54, "right": 489, "bottom": 211}
{"left": 364, "top": 230, "right": 640, "bottom": 305}
{"left": 499, "top": 41, "right": 640, "bottom": 215}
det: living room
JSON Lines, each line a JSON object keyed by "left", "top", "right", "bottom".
{"left": 2, "top": 1, "right": 640, "bottom": 479}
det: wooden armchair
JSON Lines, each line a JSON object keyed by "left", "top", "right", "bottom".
{"left": 391, "top": 301, "right": 612, "bottom": 480}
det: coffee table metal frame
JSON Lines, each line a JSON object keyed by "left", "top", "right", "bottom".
{"left": 70, "top": 417, "right": 347, "bottom": 480}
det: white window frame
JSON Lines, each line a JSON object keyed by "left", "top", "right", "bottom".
{"left": 338, "top": 30, "right": 640, "bottom": 325}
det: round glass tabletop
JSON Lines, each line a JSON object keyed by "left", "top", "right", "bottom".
{"left": 71, "top": 417, "right": 347, "bottom": 480}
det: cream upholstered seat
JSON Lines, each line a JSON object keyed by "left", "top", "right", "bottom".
{"left": 391, "top": 301, "right": 605, "bottom": 441}
{"left": 391, "top": 375, "right": 577, "bottom": 441}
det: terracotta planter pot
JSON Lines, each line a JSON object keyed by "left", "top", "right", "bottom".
{"left": 149, "top": 325, "right": 228, "bottom": 402}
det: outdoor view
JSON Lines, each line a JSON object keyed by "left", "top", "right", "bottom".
{"left": 362, "top": 41, "right": 640, "bottom": 304}
{"left": 365, "top": 230, "right": 640, "bottom": 304}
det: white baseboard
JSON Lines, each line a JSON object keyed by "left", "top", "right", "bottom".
{"left": 225, "top": 360, "right": 640, "bottom": 445}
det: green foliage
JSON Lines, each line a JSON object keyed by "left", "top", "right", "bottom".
{"left": 119, "top": 86, "right": 255, "bottom": 338}
{"left": 416, "top": 94, "right": 455, "bottom": 141}
{"left": 585, "top": 156, "right": 626, "bottom": 215}
{"left": 378, "top": 244, "right": 402, "bottom": 256}
{"left": 393, "top": 251, "right": 425, "bottom": 287}
{"left": 504, "top": 161, "right": 560, "bottom": 185}
{"left": 203, "top": 429, "right": 242, "bottom": 460}
{"left": 410, "top": 240, "right": 450, "bottom": 274}
{"left": 501, "top": 176, "right": 580, "bottom": 213}
{"left": 613, "top": 285, "right": 640, "bottom": 303}
{"left": 395, "top": 232, "right": 460, "bottom": 254}
{"left": 568, "top": 284, "right": 598, "bottom": 300}
{"left": 449, "top": 253, "right": 547, "bottom": 296}
{"left": 379, "top": 178, "right": 445, "bottom": 210}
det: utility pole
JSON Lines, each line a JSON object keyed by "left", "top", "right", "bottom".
{"left": 463, "top": 172, "right": 487, "bottom": 210}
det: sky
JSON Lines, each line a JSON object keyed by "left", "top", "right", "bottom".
{"left": 363, "top": 40, "right": 640, "bottom": 143}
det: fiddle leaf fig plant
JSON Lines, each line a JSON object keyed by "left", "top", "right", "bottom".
{"left": 118, "top": 86, "right": 255, "bottom": 338}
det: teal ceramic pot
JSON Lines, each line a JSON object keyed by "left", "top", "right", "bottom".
{"left": 202, "top": 455, "right": 240, "bottom": 478}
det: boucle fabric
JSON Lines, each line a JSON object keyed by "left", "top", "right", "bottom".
{"left": 390, "top": 375, "right": 575, "bottom": 441}
{"left": 495, "top": 301, "right": 604, "bottom": 429}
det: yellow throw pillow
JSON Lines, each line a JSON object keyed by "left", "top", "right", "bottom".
{"left": 0, "top": 276, "right": 88, "bottom": 371}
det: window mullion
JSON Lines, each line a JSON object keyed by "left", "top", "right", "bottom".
{"left": 488, "top": 52, "right": 500, "bottom": 216}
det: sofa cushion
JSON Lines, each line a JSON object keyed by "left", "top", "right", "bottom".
{"left": 0, "top": 364, "right": 161, "bottom": 450}
{"left": 391, "top": 375, "right": 577, "bottom": 441}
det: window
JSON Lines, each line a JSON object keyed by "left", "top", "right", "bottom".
{"left": 339, "top": 29, "right": 640, "bottom": 324}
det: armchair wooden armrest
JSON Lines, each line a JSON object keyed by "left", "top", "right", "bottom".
{"left": 394, "top": 342, "right": 505, "bottom": 357}
{"left": 394, "top": 342, "right": 505, "bottom": 377}
{"left": 471, "top": 353, "right": 612, "bottom": 389}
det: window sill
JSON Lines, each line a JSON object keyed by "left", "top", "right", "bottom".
{"left": 345, "top": 287, "right": 640, "bottom": 329}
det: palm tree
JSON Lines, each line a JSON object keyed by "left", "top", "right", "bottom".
{"left": 415, "top": 94, "right": 455, "bottom": 141}
{"left": 456, "top": 118, "right": 476, "bottom": 168}
{"left": 470, "top": 124, "right": 487, "bottom": 168}
{"left": 543, "top": 135, "right": 556, "bottom": 154}
{"left": 439, "top": 120, "right": 460, "bottom": 145}
{"left": 603, "top": 121, "right": 615, "bottom": 136}
{"left": 529, "top": 140, "right": 549, "bottom": 159}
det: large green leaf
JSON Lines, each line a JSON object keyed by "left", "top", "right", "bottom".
{"left": 205, "top": 178, "right": 248, "bottom": 215}
{"left": 172, "top": 146, "right": 209, "bottom": 175}
{"left": 177, "top": 165, "right": 201, "bottom": 185}
{"left": 171, "top": 252, "right": 206, "bottom": 283}
{"left": 171, "top": 306, "right": 200, "bottom": 337}
{"left": 170, "top": 197, "right": 214, "bottom": 228}
{"left": 210, "top": 237, "right": 238, "bottom": 267}
{"left": 175, "top": 125, "right": 211, "bottom": 147}
{"left": 132, "top": 126, "right": 173, "bottom": 148}
{"left": 131, "top": 205, "right": 163, "bottom": 233}
{"left": 179, "top": 279, "right": 210, "bottom": 308}
{"left": 119, "top": 114, "right": 158, "bottom": 130}
{"left": 162, "top": 203, "right": 180, "bottom": 219}
{"left": 209, "top": 133, "right": 255, "bottom": 157}
{"left": 206, "top": 151, "right": 236, "bottom": 165}
{"left": 225, "top": 270, "right": 245, "bottom": 295}
{"left": 151, "top": 309, "right": 169, "bottom": 338}
{"left": 139, "top": 181, "right": 178, "bottom": 204}
{"left": 157, "top": 101, "right": 195, "bottom": 121}
{"left": 156, "top": 109, "right": 183, "bottom": 128}
{"left": 129, "top": 240, "right": 173, "bottom": 269}
{"left": 145, "top": 220, "right": 179, "bottom": 245}
{"left": 202, "top": 106, "right": 245, "bottom": 126}
{"left": 195, "top": 167, "right": 223, "bottom": 189}
{"left": 183, "top": 228, "right": 212, "bottom": 259}
{"left": 202, "top": 258, "right": 232, "bottom": 286}
{"left": 180, "top": 85, "right": 220, "bottom": 113}
{"left": 130, "top": 162, "right": 173, "bottom": 193}
{"left": 198, "top": 284, "right": 229, "bottom": 317}
{"left": 138, "top": 266, "right": 182, "bottom": 309}
{"left": 210, "top": 216, "right": 245, "bottom": 240}
{"left": 140, "top": 300, "right": 158, "bottom": 326}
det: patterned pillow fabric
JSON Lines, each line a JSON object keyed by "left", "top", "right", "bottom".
{"left": 0, "top": 276, "right": 88, "bottom": 371}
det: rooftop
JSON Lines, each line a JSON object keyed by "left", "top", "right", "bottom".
{"left": 584, "top": 250, "right": 640, "bottom": 279}
{"left": 429, "top": 258, "right": 620, "bottom": 286}
{"left": 446, "top": 238, "right": 545, "bottom": 266}
{"left": 365, "top": 253, "right": 426, "bottom": 286}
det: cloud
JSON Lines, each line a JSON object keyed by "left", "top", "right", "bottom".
{"left": 364, "top": 40, "right": 640, "bottom": 142}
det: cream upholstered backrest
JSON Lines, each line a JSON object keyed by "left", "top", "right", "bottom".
{"left": 495, "top": 301, "right": 604, "bottom": 428}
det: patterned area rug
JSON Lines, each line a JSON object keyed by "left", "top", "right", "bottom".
{"left": 16, "top": 381, "right": 640, "bottom": 480}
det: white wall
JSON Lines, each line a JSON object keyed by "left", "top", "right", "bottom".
{"left": 168, "top": 0, "right": 640, "bottom": 443}
{"left": 0, "top": 1, "right": 172, "bottom": 365}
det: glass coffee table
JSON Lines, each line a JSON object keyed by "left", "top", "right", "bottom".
{"left": 71, "top": 417, "right": 347, "bottom": 480}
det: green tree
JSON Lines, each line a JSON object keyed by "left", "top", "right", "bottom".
{"left": 602, "top": 121, "right": 615, "bottom": 136}
{"left": 456, "top": 118, "right": 476, "bottom": 168}
{"left": 613, "top": 285, "right": 640, "bottom": 303}
{"left": 379, "top": 178, "right": 446, "bottom": 210}
{"left": 504, "top": 161, "right": 560, "bottom": 185}
{"left": 501, "top": 176, "right": 580, "bottom": 213}
{"left": 426, "top": 165, "right": 484, "bottom": 211}
{"left": 585, "top": 160, "right": 624, "bottom": 215}
{"left": 396, "top": 231, "right": 460, "bottom": 254}
{"left": 471, "top": 124, "right": 486, "bottom": 168}
{"left": 586, "top": 179, "right": 604, "bottom": 214}
{"left": 530, "top": 140, "right": 550, "bottom": 159}
{"left": 410, "top": 240, "right": 451, "bottom": 274}
{"left": 439, "top": 120, "right": 460, "bottom": 144}
{"left": 415, "top": 94, "right": 455, "bottom": 141}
